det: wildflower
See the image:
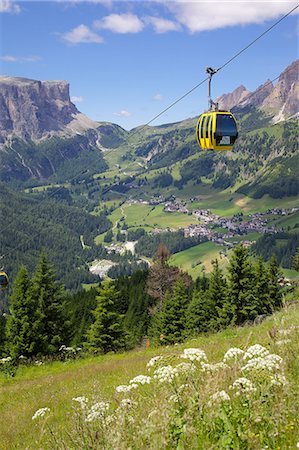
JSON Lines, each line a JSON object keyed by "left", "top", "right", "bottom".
{"left": 0, "top": 356, "right": 12, "bottom": 364}
{"left": 119, "top": 398, "right": 137, "bottom": 408}
{"left": 202, "top": 362, "right": 229, "bottom": 373}
{"left": 116, "top": 384, "right": 138, "bottom": 393}
{"left": 242, "top": 353, "right": 283, "bottom": 373}
{"left": 180, "top": 348, "right": 208, "bottom": 364}
{"left": 208, "top": 390, "right": 230, "bottom": 407}
{"left": 276, "top": 339, "right": 292, "bottom": 346}
{"left": 174, "top": 362, "right": 195, "bottom": 374}
{"left": 223, "top": 347, "right": 244, "bottom": 363}
{"left": 230, "top": 377, "right": 256, "bottom": 396}
{"left": 129, "top": 374, "right": 151, "bottom": 385}
{"left": 269, "top": 374, "right": 288, "bottom": 387}
{"left": 32, "top": 407, "right": 50, "bottom": 420}
{"left": 243, "top": 344, "right": 270, "bottom": 360}
{"left": 147, "top": 355, "right": 163, "bottom": 370}
{"left": 85, "top": 401, "right": 109, "bottom": 422}
{"left": 153, "top": 365, "right": 177, "bottom": 383}
{"left": 72, "top": 396, "right": 89, "bottom": 408}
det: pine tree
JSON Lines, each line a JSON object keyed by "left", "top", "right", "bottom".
{"left": 253, "top": 257, "right": 272, "bottom": 315}
{"left": 6, "top": 265, "right": 42, "bottom": 359}
{"left": 227, "top": 244, "right": 256, "bottom": 325}
{"left": 86, "top": 282, "right": 125, "bottom": 353}
{"left": 207, "top": 259, "right": 229, "bottom": 329}
{"left": 267, "top": 254, "right": 283, "bottom": 310}
{"left": 185, "top": 288, "right": 210, "bottom": 336}
{"left": 31, "top": 253, "right": 67, "bottom": 355}
{"left": 160, "top": 278, "right": 190, "bottom": 344}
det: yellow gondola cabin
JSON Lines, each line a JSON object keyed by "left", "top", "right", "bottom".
{"left": 196, "top": 111, "right": 238, "bottom": 151}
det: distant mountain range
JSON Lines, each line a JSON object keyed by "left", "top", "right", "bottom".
{"left": 217, "top": 60, "right": 298, "bottom": 122}
{"left": 0, "top": 60, "right": 298, "bottom": 184}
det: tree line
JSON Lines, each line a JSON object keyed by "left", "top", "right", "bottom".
{"left": 0, "top": 244, "right": 284, "bottom": 362}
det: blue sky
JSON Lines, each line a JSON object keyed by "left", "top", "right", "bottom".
{"left": 1, "top": 0, "right": 298, "bottom": 129}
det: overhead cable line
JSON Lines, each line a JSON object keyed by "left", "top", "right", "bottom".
{"left": 2, "top": 4, "right": 298, "bottom": 260}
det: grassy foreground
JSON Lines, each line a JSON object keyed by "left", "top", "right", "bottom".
{"left": 1, "top": 305, "right": 299, "bottom": 449}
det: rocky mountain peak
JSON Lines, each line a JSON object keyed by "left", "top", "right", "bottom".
{"left": 0, "top": 76, "right": 97, "bottom": 143}
{"left": 217, "top": 85, "right": 250, "bottom": 110}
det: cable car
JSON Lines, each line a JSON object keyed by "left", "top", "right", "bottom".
{"left": 196, "top": 67, "right": 238, "bottom": 151}
{"left": 0, "top": 271, "right": 9, "bottom": 290}
{"left": 196, "top": 111, "right": 238, "bottom": 151}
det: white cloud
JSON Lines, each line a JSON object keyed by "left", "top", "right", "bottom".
{"left": 145, "top": 16, "right": 181, "bottom": 34}
{"left": 0, "top": 0, "right": 20, "bottom": 13}
{"left": 0, "top": 55, "right": 41, "bottom": 62}
{"left": 94, "top": 13, "right": 144, "bottom": 33}
{"left": 71, "top": 96, "right": 84, "bottom": 103}
{"left": 153, "top": 93, "right": 163, "bottom": 101}
{"left": 62, "top": 24, "right": 103, "bottom": 44}
{"left": 166, "top": 1, "right": 299, "bottom": 33}
{"left": 113, "top": 110, "right": 132, "bottom": 117}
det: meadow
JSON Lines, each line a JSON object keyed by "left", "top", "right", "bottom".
{"left": 1, "top": 304, "right": 298, "bottom": 449}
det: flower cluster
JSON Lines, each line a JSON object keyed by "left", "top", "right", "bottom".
{"left": 72, "top": 396, "right": 89, "bottom": 409}
{"left": 230, "top": 377, "right": 256, "bottom": 396}
{"left": 180, "top": 348, "right": 208, "bottom": 364}
{"left": 129, "top": 374, "right": 151, "bottom": 385}
{"left": 242, "top": 353, "right": 283, "bottom": 373}
{"left": 0, "top": 356, "right": 12, "bottom": 364}
{"left": 202, "top": 362, "right": 229, "bottom": 373}
{"left": 223, "top": 347, "right": 244, "bottom": 363}
{"left": 153, "top": 365, "right": 177, "bottom": 383}
{"left": 269, "top": 374, "right": 288, "bottom": 387}
{"left": 243, "top": 344, "right": 270, "bottom": 360}
{"left": 85, "top": 401, "right": 109, "bottom": 422}
{"left": 32, "top": 407, "right": 50, "bottom": 420}
{"left": 116, "top": 384, "right": 138, "bottom": 393}
{"left": 208, "top": 390, "right": 230, "bottom": 407}
{"left": 147, "top": 356, "right": 163, "bottom": 370}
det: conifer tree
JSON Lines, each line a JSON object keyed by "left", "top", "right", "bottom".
{"left": 86, "top": 282, "right": 125, "bottom": 353}
{"left": 185, "top": 288, "right": 210, "bottom": 336}
{"left": 0, "top": 311, "right": 6, "bottom": 357}
{"left": 227, "top": 244, "right": 256, "bottom": 325}
{"left": 160, "top": 278, "right": 190, "bottom": 344}
{"left": 6, "top": 265, "right": 42, "bottom": 359}
{"left": 267, "top": 254, "right": 283, "bottom": 310}
{"left": 31, "top": 253, "right": 67, "bottom": 355}
{"left": 207, "top": 259, "right": 229, "bottom": 329}
{"left": 253, "top": 257, "right": 272, "bottom": 315}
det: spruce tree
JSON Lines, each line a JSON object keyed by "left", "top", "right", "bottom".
{"left": 86, "top": 282, "right": 125, "bottom": 353}
{"left": 267, "top": 254, "right": 283, "bottom": 310}
{"left": 207, "top": 259, "right": 229, "bottom": 329}
{"left": 227, "top": 244, "right": 256, "bottom": 325}
{"left": 253, "top": 257, "right": 272, "bottom": 315}
{"left": 6, "top": 265, "right": 42, "bottom": 359}
{"left": 185, "top": 288, "right": 210, "bottom": 336}
{"left": 31, "top": 253, "right": 67, "bottom": 355}
{"left": 160, "top": 278, "right": 190, "bottom": 344}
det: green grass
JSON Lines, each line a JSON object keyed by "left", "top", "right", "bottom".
{"left": 170, "top": 241, "right": 224, "bottom": 277}
{"left": 1, "top": 305, "right": 298, "bottom": 448}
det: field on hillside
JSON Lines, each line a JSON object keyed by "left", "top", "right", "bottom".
{"left": 1, "top": 305, "right": 298, "bottom": 449}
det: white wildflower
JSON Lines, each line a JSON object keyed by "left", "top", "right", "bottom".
{"left": 174, "top": 362, "right": 195, "bottom": 374}
{"left": 119, "top": 398, "right": 137, "bottom": 409}
{"left": 223, "top": 347, "right": 244, "bottom": 363}
{"left": 276, "top": 339, "right": 292, "bottom": 346}
{"left": 208, "top": 390, "right": 230, "bottom": 407}
{"left": 230, "top": 377, "right": 256, "bottom": 396}
{"left": 278, "top": 329, "right": 293, "bottom": 336}
{"left": 85, "top": 401, "right": 109, "bottom": 422}
{"left": 169, "top": 394, "right": 179, "bottom": 403}
{"left": 202, "top": 362, "right": 229, "bottom": 372}
{"left": 243, "top": 345, "right": 270, "bottom": 360}
{"left": 116, "top": 384, "right": 138, "bottom": 393}
{"left": 147, "top": 355, "right": 163, "bottom": 370}
{"left": 153, "top": 365, "right": 177, "bottom": 383}
{"left": 0, "top": 356, "right": 12, "bottom": 364}
{"left": 178, "top": 383, "right": 188, "bottom": 393}
{"left": 180, "top": 348, "right": 208, "bottom": 364}
{"left": 32, "top": 407, "right": 50, "bottom": 420}
{"left": 34, "top": 361, "right": 43, "bottom": 366}
{"left": 72, "top": 396, "right": 89, "bottom": 408}
{"left": 270, "top": 374, "right": 288, "bottom": 387}
{"left": 242, "top": 353, "right": 283, "bottom": 373}
{"left": 129, "top": 374, "right": 151, "bottom": 385}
